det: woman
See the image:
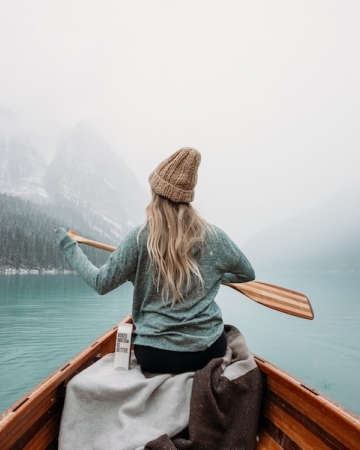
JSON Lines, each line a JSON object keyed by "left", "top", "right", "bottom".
{"left": 55, "top": 147, "right": 255, "bottom": 374}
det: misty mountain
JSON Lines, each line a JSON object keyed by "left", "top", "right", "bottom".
{"left": 44, "top": 122, "right": 146, "bottom": 240}
{"left": 0, "top": 123, "right": 48, "bottom": 202}
{"left": 0, "top": 112, "right": 147, "bottom": 244}
{"left": 0, "top": 109, "right": 148, "bottom": 270}
{"left": 243, "top": 185, "right": 360, "bottom": 272}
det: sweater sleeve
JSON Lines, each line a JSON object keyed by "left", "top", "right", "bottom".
{"left": 54, "top": 228, "right": 138, "bottom": 295}
{"left": 214, "top": 228, "right": 255, "bottom": 284}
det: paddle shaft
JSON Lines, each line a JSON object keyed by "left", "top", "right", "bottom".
{"left": 66, "top": 230, "right": 314, "bottom": 320}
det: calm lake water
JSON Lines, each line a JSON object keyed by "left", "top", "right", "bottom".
{"left": 1, "top": 271, "right": 359, "bottom": 416}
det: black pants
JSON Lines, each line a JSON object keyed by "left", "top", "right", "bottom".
{"left": 134, "top": 330, "right": 227, "bottom": 374}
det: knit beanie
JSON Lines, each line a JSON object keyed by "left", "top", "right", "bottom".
{"left": 149, "top": 147, "right": 201, "bottom": 203}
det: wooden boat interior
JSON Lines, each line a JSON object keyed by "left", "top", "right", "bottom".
{"left": 1, "top": 315, "right": 359, "bottom": 450}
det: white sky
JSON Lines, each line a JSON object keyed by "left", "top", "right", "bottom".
{"left": 1, "top": 0, "right": 359, "bottom": 244}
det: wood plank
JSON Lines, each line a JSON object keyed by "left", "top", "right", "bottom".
{"left": 255, "top": 429, "right": 283, "bottom": 450}
{"left": 264, "top": 400, "right": 333, "bottom": 450}
{"left": 254, "top": 356, "right": 360, "bottom": 450}
{"left": 9, "top": 400, "right": 62, "bottom": 450}
{"left": 267, "top": 376, "right": 360, "bottom": 449}
{"left": 23, "top": 413, "right": 60, "bottom": 450}
{"left": 267, "top": 390, "right": 351, "bottom": 450}
{"left": 1, "top": 390, "right": 58, "bottom": 449}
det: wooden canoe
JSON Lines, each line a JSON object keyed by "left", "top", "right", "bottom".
{"left": 1, "top": 315, "right": 359, "bottom": 450}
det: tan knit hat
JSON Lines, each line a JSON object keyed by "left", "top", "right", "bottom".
{"left": 149, "top": 147, "right": 201, "bottom": 203}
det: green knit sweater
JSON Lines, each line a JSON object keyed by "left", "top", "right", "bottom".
{"left": 55, "top": 225, "right": 255, "bottom": 352}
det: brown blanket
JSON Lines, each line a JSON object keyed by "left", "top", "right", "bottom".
{"left": 145, "top": 325, "right": 263, "bottom": 450}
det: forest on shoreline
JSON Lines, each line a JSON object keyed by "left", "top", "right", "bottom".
{"left": 0, "top": 193, "right": 111, "bottom": 272}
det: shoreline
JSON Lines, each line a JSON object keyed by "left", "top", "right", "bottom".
{"left": 1, "top": 268, "right": 358, "bottom": 275}
{"left": 0, "top": 268, "right": 73, "bottom": 275}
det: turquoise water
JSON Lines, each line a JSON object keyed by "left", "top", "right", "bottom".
{"left": 1, "top": 272, "right": 359, "bottom": 416}
{"left": 0, "top": 274, "right": 132, "bottom": 413}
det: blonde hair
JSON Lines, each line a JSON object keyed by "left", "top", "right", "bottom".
{"left": 139, "top": 190, "right": 211, "bottom": 306}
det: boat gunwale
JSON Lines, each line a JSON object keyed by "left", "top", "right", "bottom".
{"left": 254, "top": 354, "right": 360, "bottom": 426}
{"left": 1, "top": 314, "right": 359, "bottom": 450}
{"left": 254, "top": 354, "right": 360, "bottom": 449}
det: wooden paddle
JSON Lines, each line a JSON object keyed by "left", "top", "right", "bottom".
{"left": 67, "top": 230, "right": 314, "bottom": 320}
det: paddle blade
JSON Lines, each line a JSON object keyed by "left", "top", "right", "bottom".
{"left": 223, "top": 281, "right": 314, "bottom": 320}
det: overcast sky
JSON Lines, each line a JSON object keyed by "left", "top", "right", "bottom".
{"left": 1, "top": 1, "right": 359, "bottom": 244}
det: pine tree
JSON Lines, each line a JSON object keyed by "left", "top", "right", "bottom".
{"left": 0, "top": 193, "right": 111, "bottom": 271}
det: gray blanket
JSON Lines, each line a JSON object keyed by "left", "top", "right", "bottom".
{"left": 59, "top": 326, "right": 263, "bottom": 450}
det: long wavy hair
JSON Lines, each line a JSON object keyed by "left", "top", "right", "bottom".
{"left": 139, "top": 190, "right": 211, "bottom": 306}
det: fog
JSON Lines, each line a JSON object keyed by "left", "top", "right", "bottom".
{"left": 1, "top": 0, "right": 359, "bottom": 244}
